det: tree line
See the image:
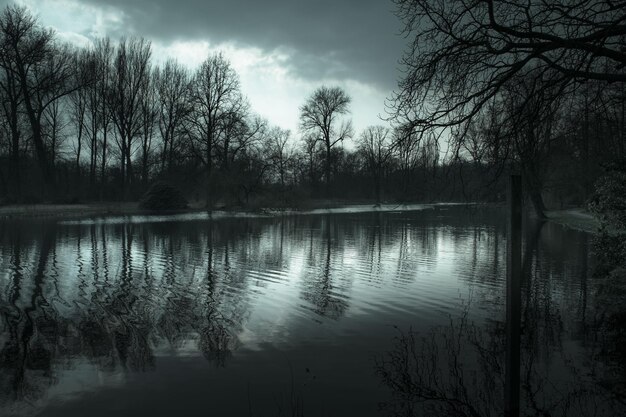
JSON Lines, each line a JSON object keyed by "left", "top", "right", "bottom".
{"left": 0, "top": 5, "right": 482, "bottom": 207}
{"left": 2, "top": 3, "right": 622, "bottom": 211}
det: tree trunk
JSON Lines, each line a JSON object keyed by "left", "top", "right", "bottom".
{"left": 120, "top": 139, "right": 126, "bottom": 198}
{"left": 16, "top": 60, "right": 55, "bottom": 194}
{"left": 0, "top": 165, "right": 7, "bottom": 199}
{"left": 162, "top": 133, "right": 169, "bottom": 172}
{"left": 100, "top": 128, "right": 107, "bottom": 201}
{"left": 168, "top": 140, "right": 174, "bottom": 174}
{"left": 76, "top": 125, "right": 82, "bottom": 176}
{"left": 25, "top": 107, "right": 53, "bottom": 190}
{"left": 523, "top": 170, "right": 547, "bottom": 219}
{"left": 10, "top": 125, "right": 20, "bottom": 200}
{"left": 142, "top": 140, "right": 149, "bottom": 187}
{"left": 582, "top": 94, "right": 591, "bottom": 199}
{"left": 325, "top": 144, "right": 331, "bottom": 198}
{"left": 206, "top": 137, "right": 213, "bottom": 208}
{"left": 528, "top": 188, "right": 547, "bottom": 219}
{"left": 125, "top": 144, "right": 133, "bottom": 186}
{"left": 375, "top": 169, "right": 382, "bottom": 204}
{"left": 89, "top": 120, "right": 97, "bottom": 186}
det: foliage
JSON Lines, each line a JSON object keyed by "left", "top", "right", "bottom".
{"left": 589, "top": 162, "right": 626, "bottom": 231}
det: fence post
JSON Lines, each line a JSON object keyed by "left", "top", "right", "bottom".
{"left": 505, "top": 174, "right": 522, "bottom": 417}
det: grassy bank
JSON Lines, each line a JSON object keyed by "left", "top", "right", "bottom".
{"left": 545, "top": 208, "right": 599, "bottom": 233}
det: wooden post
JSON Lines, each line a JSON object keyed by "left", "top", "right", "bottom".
{"left": 505, "top": 174, "right": 522, "bottom": 417}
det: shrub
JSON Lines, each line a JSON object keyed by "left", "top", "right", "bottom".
{"left": 589, "top": 160, "right": 626, "bottom": 269}
{"left": 139, "top": 181, "right": 188, "bottom": 211}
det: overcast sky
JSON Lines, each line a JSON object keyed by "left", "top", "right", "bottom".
{"left": 5, "top": 0, "right": 407, "bottom": 138}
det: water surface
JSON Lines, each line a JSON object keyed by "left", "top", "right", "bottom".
{"left": 0, "top": 206, "right": 622, "bottom": 416}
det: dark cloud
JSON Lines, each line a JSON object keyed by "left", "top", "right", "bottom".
{"left": 77, "top": 0, "right": 406, "bottom": 91}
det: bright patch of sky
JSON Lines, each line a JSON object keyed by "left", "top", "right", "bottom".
{"left": 9, "top": 0, "right": 403, "bottom": 141}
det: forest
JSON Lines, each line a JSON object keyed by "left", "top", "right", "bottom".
{"left": 0, "top": 4, "right": 623, "bottom": 218}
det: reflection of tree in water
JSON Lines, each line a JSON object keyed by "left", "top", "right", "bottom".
{"left": 105, "top": 224, "right": 156, "bottom": 371}
{"left": 198, "top": 220, "right": 237, "bottom": 366}
{"left": 0, "top": 226, "right": 56, "bottom": 408}
{"left": 300, "top": 215, "right": 349, "bottom": 320}
{"left": 0, "top": 218, "right": 257, "bottom": 408}
{"left": 376, "top": 308, "right": 621, "bottom": 416}
{"left": 376, "top": 222, "right": 626, "bottom": 417}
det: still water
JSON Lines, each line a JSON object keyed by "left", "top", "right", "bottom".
{"left": 0, "top": 205, "right": 623, "bottom": 416}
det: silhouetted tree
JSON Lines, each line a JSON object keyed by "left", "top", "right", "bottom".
{"left": 138, "top": 67, "right": 158, "bottom": 186}
{"left": 155, "top": 59, "right": 191, "bottom": 173}
{"left": 391, "top": 0, "right": 626, "bottom": 132}
{"left": 109, "top": 37, "right": 152, "bottom": 197}
{"left": 265, "top": 127, "right": 293, "bottom": 191}
{"left": 358, "top": 125, "right": 394, "bottom": 203}
{"left": 0, "top": 36, "right": 23, "bottom": 199}
{"left": 0, "top": 6, "right": 79, "bottom": 195}
{"left": 94, "top": 38, "right": 114, "bottom": 197}
{"left": 188, "top": 52, "right": 244, "bottom": 206}
{"left": 457, "top": 71, "right": 566, "bottom": 217}
{"left": 391, "top": 0, "right": 626, "bottom": 212}
{"left": 299, "top": 86, "right": 352, "bottom": 197}
{"left": 70, "top": 49, "right": 90, "bottom": 177}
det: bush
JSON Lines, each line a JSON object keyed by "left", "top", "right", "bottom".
{"left": 589, "top": 160, "right": 626, "bottom": 269}
{"left": 139, "top": 181, "right": 188, "bottom": 211}
{"left": 589, "top": 161, "right": 626, "bottom": 231}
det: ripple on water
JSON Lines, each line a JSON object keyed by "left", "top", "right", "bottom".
{"left": 0, "top": 206, "right": 609, "bottom": 417}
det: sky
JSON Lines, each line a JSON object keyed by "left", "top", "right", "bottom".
{"left": 4, "top": 0, "right": 407, "bottom": 139}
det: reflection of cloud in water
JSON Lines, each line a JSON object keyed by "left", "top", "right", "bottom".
{"left": 0, "top": 206, "right": 613, "bottom": 416}
{"left": 9, "top": 361, "right": 128, "bottom": 417}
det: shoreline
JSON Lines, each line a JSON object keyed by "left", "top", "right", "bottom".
{"left": 544, "top": 209, "right": 599, "bottom": 234}
{"left": 0, "top": 202, "right": 145, "bottom": 220}
{"left": 0, "top": 202, "right": 600, "bottom": 233}
{"left": 0, "top": 201, "right": 482, "bottom": 220}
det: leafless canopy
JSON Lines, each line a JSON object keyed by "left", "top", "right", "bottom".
{"left": 391, "top": 0, "right": 626, "bottom": 131}
{"left": 299, "top": 86, "right": 352, "bottom": 194}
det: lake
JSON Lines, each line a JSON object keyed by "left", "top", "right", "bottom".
{"left": 0, "top": 205, "right": 623, "bottom": 416}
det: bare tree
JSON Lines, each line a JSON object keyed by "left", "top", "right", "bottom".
{"left": 504, "top": 74, "right": 565, "bottom": 217}
{"left": 358, "top": 125, "right": 394, "bottom": 203}
{"left": 392, "top": 125, "right": 428, "bottom": 198}
{"left": 299, "top": 86, "right": 352, "bottom": 197}
{"left": 138, "top": 68, "right": 158, "bottom": 186}
{"left": 95, "top": 38, "right": 113, "bottom": 197}
{"left": 300, "top": 132, "right": 323, "bottom": 190}
{"left": 456, "top": 71, "right": 566, "bottom": 217}
{"left": 391, "top": 0, "right": 626, "bottom": 134}
{"left": 70, "top": 49, "right": 91, "bottom": 176}
{"left": 42, "top": 93, "right": 70, "bottom": 168}
{"left": 188, "top": 52, "right": 243, "bottom": 206}
{"left": 109, "top": 37, "right": 152, "bottom": 197}
{"left": 0, "top": 6, "right": 79, "bottom": 194}
{"left": 0, "top": 25, "right": 23, "bottom": 199}
{"left": 155, "top": 59, "right": 190, "bottom": 173}
{"left": 224, "top": 113, "right": 266, "bottom": 174}
{"left": 265, "top": 126, "right": 293, "bottom": 190}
